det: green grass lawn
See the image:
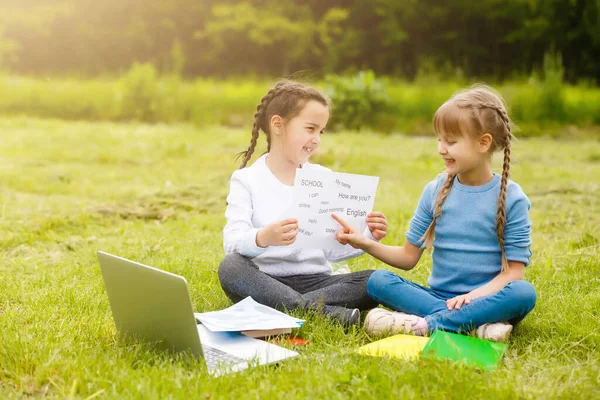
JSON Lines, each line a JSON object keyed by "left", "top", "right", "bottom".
{"left": 1, "top": 117, "right": 599, "bottom": 399}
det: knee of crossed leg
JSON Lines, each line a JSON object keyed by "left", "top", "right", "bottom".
{"left": 366, "top": 270, "right": 399, "bottom": 298}
{"left": 507, "top": 280, "right": 537, "bottom": 312}
{"left": 218, "top": 253, "right": 246, "bottom": 283}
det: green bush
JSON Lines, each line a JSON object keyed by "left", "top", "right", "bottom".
{"left": 0, "top": 71, "right": 598, "bottom": 136}
{"left": 0, "top": 76, "right": 119, "bottom": 120}
{"left": 539, "top": 51, "right": 566, "bottom": 121}
{"left": 120, "top": 63, "right": 160, "bottom": 122}
{"left": 324, "top": 71, "right": 395, "bottom": 132}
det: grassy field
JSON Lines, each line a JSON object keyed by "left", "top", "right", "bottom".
{"left": 0, "top": 117, "right": 599, "bottom": 399}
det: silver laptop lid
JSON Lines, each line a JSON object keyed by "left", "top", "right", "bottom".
{"left": 97, "top": 251, "right": 203, "bottom": 356}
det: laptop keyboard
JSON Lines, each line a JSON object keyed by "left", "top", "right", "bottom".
{"left": 202, "top": 345, "right": 245, "bottom": 370}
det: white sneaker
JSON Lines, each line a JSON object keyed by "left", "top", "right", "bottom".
{"left": 476, "top": 322, "right": 513, "bottom": 342}
{"left": 364, "top": 308, "right": 422, "bottom": 336}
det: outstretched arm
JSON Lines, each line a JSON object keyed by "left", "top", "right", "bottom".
{"left": 362, "top": 239, "right": 424, "bottom": 271}
{"left": 332, "top": 214, "right": 424, "bottom": 270}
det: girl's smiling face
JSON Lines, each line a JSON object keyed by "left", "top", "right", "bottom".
{"left": 437, "top": 133, "right": 482, "bottom": 175}
{"left": 433, "top": 100, "right": 496, "bottom": 183}
{"left": 280, "top": 100, "right": 329, "bottom": 166}
{"left": 437, "top": 130, "right": 495, "bottom": 186}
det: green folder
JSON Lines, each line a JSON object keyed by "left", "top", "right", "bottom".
{"left": 420, "top": 330, "right": 507, "bottom": 371}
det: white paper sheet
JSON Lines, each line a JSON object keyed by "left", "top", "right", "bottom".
{"left": 194, "top": 297, "right": 304, "bottom": 332}
{"left": 289, "top": 168, "right": 379, "bottom": 250}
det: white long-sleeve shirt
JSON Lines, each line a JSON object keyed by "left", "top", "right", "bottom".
{"left": 223, "top": 154, "right": 373, "bottom": 277}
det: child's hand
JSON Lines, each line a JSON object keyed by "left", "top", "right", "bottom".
{"left": 331, "top": 214, "right": 370, "bottom": 250}
{"left": 446, "top": 293, "right": 474, "bottom": 310}
{"left": 256, "top": 218, "right": 298, "bottom": 247}
{"left": 367, "top": 211, "right": 388, "bottom": 241}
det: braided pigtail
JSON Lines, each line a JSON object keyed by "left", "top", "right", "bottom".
{"left": 494, "top": 107, "right": 512, "bottom": 272}
{"left": 420, "top": 173, "right": 456, "bottom": 251}
{"left": 236, "top": 82, "right": 287, "bottom": 168}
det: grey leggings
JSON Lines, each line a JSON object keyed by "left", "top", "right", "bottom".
{"left": 218, "top": 253, "right": 378, "bottom": 311}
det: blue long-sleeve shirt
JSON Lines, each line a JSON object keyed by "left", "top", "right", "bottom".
{"left": 406, "top": 173, "right": 532, "bottom": 295}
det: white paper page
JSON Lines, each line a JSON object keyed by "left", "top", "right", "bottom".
{"left": 194, "top": 297, "right": 304, "bottom": 332}
{"left": 290, "top": 168, "right": 379, "bottom": 250}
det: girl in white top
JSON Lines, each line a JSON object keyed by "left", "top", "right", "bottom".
{"left": 219, "top": 80, "right": 387, "bottom": 326}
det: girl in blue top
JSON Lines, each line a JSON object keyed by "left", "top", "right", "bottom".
{"left": 332, "top": 85, "right": 536, "bottom": 341}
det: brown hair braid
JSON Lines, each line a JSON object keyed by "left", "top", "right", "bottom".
{"left": 236, "top": 80, "right": 330, "bottom": 169}
{"left": 419, "top": 173, "right": 456, "bottom": 251}
{"left": 491, "top": 104, "right": 512, "bottom": 272}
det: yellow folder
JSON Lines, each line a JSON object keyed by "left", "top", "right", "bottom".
{"left": 356, "top": 334, "right": 430, "bottom": 360}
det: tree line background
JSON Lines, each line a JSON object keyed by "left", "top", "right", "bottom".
{"left": 0, "top": 0, "right": 599, "bottom": 83}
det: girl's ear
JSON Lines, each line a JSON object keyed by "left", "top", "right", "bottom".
{"left": 270, "top": 115, "right": 284, "bottom": 135}
{"left": 480, "top": 133, "right": 493, "bottom": 153}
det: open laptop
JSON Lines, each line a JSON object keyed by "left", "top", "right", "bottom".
{"left": 97, "top": 251, "right": 298, "bottom": 376}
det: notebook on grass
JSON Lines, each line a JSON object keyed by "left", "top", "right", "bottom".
{"left": 356, "top": 334, "right": 429, "bottom": 360}
{"left": 420, "top": 330, "right": 507, "bottom": 371}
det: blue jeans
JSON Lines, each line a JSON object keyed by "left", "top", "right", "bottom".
{"left": 366, "top": 270, "right": 537, "bottom": 333}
